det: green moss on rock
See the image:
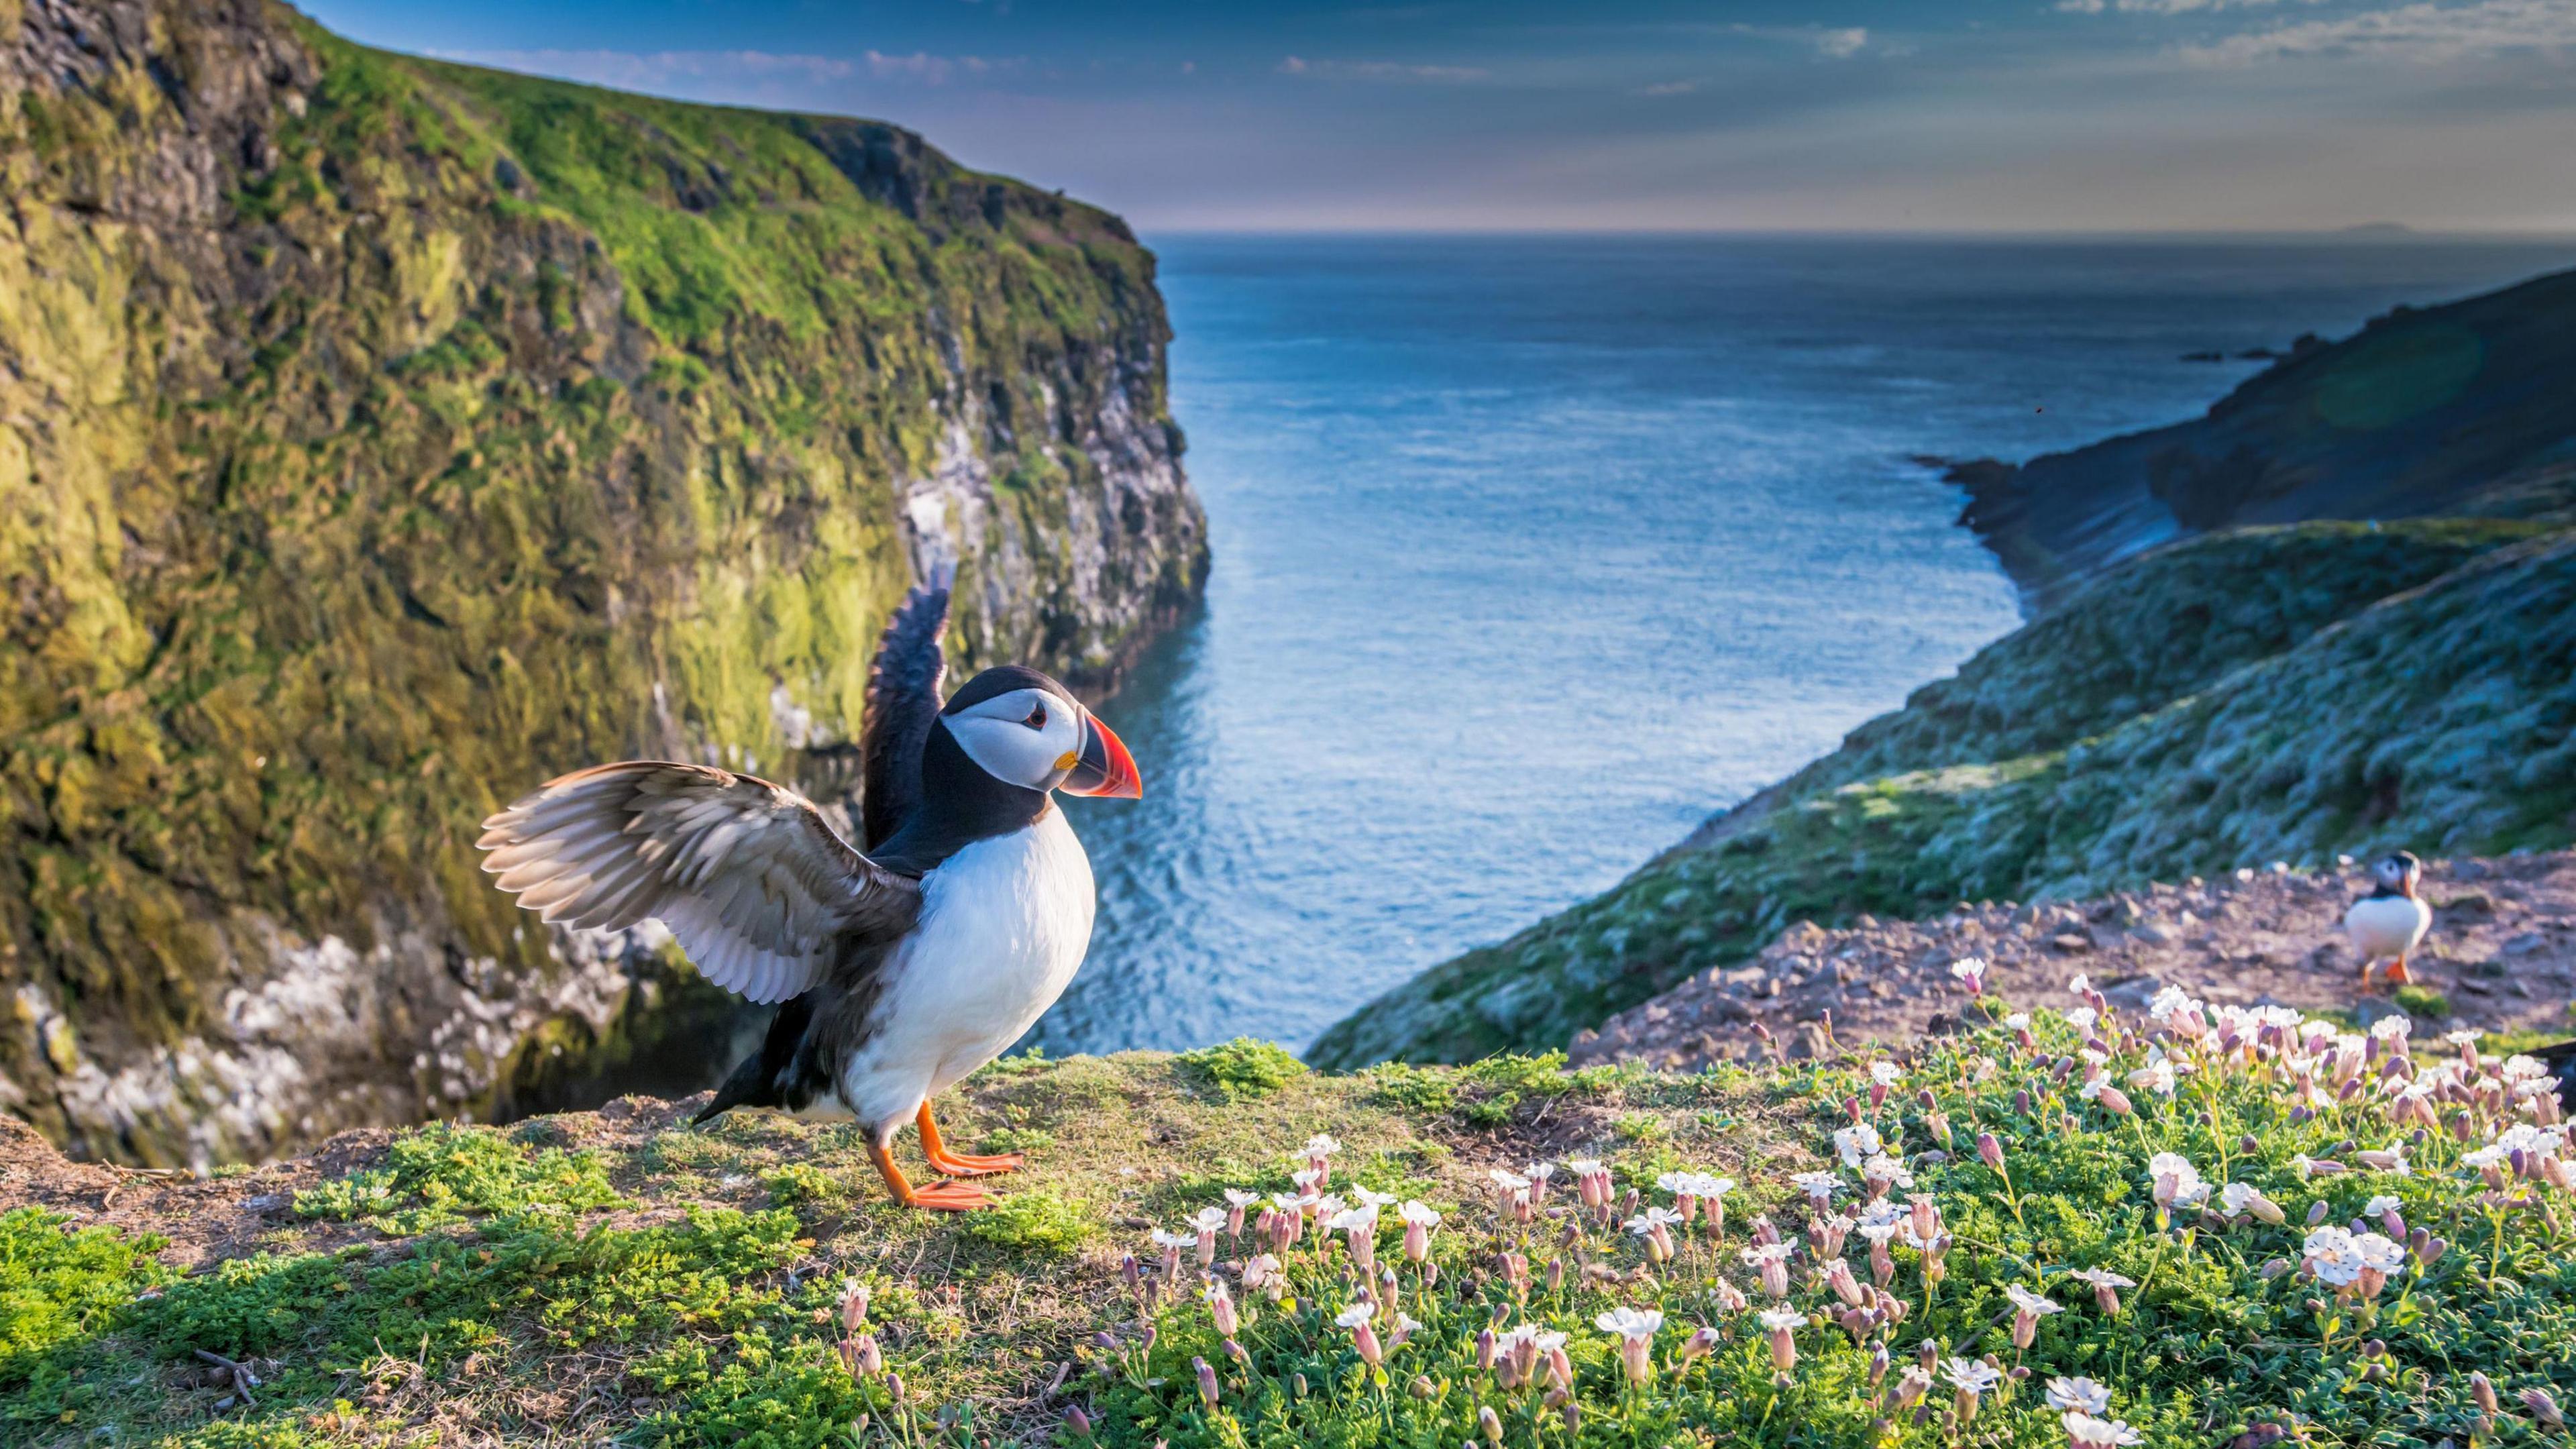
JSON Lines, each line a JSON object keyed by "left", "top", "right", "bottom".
{"left": 0, "top": 0, "right": 1205, "bottom": 1165}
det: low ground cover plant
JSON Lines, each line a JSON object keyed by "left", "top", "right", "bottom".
{"left": 7, "top": 978, "right": 2575, "bottom": 1445}
{"left": 1084, "top": 975, "right": 2576, "bottom": 1446}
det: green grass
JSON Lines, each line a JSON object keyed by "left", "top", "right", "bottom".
{"left": 2, "top": 1209, "right": 175, "bottom": 1416}
{"left": 1175, "top": 1039, "right": 1309, "bottom": 1102}
{"left": 290, "top": 1122, "right": 623, "bottom": 1231}
{"left": 961, "top": 1191, "right": 1099, "bottom": 1260}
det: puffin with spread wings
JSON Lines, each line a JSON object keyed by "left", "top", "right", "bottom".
{"left": 476, "top": 567, "right": 1141, "bottom": 1210}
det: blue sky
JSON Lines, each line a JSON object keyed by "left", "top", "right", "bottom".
{"left": 302, "top": 1, "right": 2576, "bottom": 231}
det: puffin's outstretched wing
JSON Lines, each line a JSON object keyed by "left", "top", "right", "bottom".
{"left": 859, "top": 561, "right": 955, "bottom": 851}
{"left": 477, "top": 762, "right": 920, "bottom": 1004}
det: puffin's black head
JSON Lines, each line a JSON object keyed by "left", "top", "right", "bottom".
{"left": 937, "top": 665, "right": 1142, "bottom": 800}
{"left": 2374, "top": 851, "right": 2423, "bottom": 896}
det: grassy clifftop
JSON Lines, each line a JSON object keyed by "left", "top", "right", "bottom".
{"left": 0, "top": 0, "right": 1205, "bottom": 1165}
{"left": 1311, "top": 519, "right": 2576, "bottom": 1069}
{"left": 7, "top": 1018, "right": 2573, "bottom": 1446}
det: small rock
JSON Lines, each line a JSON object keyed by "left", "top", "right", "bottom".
{"left": 2100, "top": 974, "right": 2163, "bottom": 1010}
{"left": 2050, "top": 932, "right": 2093, "bottom": 953}
{"left": 2132, "top": 923, "right": 2174, "bottom": 947}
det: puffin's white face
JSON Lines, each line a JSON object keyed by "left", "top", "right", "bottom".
{"left": 943, "top": 686, "right": 1087, "bottom": 792}
{"left": 2374, "top": 854, "right": 2422, "bottom": 894}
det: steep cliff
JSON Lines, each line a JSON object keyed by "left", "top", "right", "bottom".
{"left": 1310, "top": 519, "right": 2576, "bottom": 1067}
{"left": 1953, "top": 268, "right": 2576, "bottom": 608}
{"left": 0, "top": 0, "right": 1206, "bottom": 1165}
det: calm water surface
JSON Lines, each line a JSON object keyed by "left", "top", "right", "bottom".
{"left": 1034, "top": 235, "right": 2576, "bottom": 1057}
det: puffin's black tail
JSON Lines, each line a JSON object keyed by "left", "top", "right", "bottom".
{"left": 693, "top": 996, "right": 814, "bottom": 1125}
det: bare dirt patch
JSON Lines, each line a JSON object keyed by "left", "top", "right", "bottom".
{"left": 1573, "top": 850, "right": 2576, "bottom": 1070}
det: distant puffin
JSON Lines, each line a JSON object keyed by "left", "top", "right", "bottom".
{"left": 476, "top": 567, "right": 1141, "bottom": 1211}
{"left": 2528, "top": 1038, "right": 2576, "bottom": 1114}
{"left": 2345, "top": 851, "right": 2432, "bottom": 992}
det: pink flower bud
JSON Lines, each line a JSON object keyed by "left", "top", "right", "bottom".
{"left": 1827, "top": 1258, "right": 1866, "bottom": 1308}
{"left": 2525, "top": 1388, "right": 2565, "bottom": 1430}
{"left": 1977, "top": 1132, "right": 2005, "bottom": 1172}
{"left": 1194, "top": 1356, "right": 1219, "bottom": 1408}
{"left": 2471, "top": 1372, "right": 2501, "bottom": 1413}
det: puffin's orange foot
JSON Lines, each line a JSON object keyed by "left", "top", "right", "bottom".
{"left": 915, "top": 1103, "right": 1024, "bottom": 1177}
{"left": 2386, "top": 956, "right": 2414, "bottom": 987}
{"left": 906, "top": 1180, "right": 999, "bottom": 1212}
{"left": 928, "top": 1150, "right": 1026, "bottom": 1177}
{"left": 869, "top": 1142, "right": 996, "bottom": 1212}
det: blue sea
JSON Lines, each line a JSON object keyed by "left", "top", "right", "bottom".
{"left": 1032, "top": 234, "right": 2576, "bottom": 1058}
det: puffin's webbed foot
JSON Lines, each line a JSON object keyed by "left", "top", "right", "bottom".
{"left": 868, "top": 1141, "right": 996, "bottom": 1212}
{"left": 2386, "top": 955, "right": 2414, "bottom": 987}
{"left": 908, "top": 1179, "right": 1000, "bottom": 1212}
{"left": 916, "top": 1103, "right": 1025, "bottom": 1177}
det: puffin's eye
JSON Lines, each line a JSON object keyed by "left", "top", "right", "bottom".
{"left": 1023, "top": 701, "right": 1049, "bottom": 731}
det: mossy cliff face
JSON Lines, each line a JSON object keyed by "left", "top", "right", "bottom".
{"left": 0, "top": 0, "right": 1206, "bottom": 1165}
{"left": 1310, "top": 519, "right": 2576, "bottom": 1068}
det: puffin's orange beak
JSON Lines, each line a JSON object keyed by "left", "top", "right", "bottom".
{"left": 1063, "top": 714, "right": 1142, "bottom": 798}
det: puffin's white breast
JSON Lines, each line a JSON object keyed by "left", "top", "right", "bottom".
{"left": 837, "top": 808, "right": 1096, "bottom": 1130}
{"left": 2345, "top": 895, "right": 2431, "bottom": 960}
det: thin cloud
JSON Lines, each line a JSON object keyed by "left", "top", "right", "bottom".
{"left": 2183, "top": 0, "right": 2576, "bottom": 62}
{"left": 438, "top": 47, "right": 1016, "bottom": 91}
{"left": 1275, "top": 55, "right": 1492, "bottom": 81}
{"left": 1635, "top": 79, "right": 1700, "bottom": 96}
{"left": 1727, "top": 23, "right": 1872, "bottom": 58}
{"left": 2061, "top": 0, "right": 2308, "bottom": 13}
